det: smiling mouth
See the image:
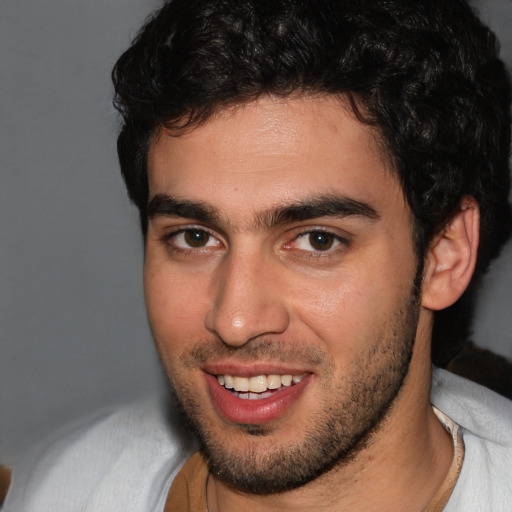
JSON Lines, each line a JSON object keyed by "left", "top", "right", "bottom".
{"left": 216, "top": 373, "right": 307, "bottom": 400}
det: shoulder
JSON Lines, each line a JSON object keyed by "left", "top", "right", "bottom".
{"left": 3, "top": 396, "right": 195, "bottom": 512}
{"left": 431, "top": 367, "right": 512, "bottom": 511}
{"left": 431, "top": 367, "right": 512, "bottom": 444}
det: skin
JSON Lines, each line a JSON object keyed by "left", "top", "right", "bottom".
{"left": 144, "top": 95, "right": 455, "bottom": 511}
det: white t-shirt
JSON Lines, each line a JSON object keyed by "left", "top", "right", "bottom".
{"left": 431, "top": 370, "right": 512, "bottom": 511}
{"left": 4, "top": 368, "right": 512, "bottom": 511}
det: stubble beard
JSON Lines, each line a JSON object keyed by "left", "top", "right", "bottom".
{"left": 167, "top": 282, "right": 422, "bottom": 496}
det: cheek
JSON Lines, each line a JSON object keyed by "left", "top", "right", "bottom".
{"left": 294, "top": 273, "right": 368, "bottom": 342}
{"left": 144, "top": 263, "right": 210, "bottom": 360}
{"left": 293, "top": 259, "right": 413, "bottom": 360}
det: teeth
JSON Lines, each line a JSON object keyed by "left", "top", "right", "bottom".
{"left": 224, "top": 375, "right": 234, "bottom": 389}
{"left": 232, "top": 376, "right": 249, "bottom": 392}
{"left": 216, "top": 373, "right": 306, "bottom": 394}
{"left": 281, "top": 375, "right": 292, "bottom": 387}
{"left": 237, "top": 391, "right": 273, "bottom": 400}
{"left": 267, "top": 374, "right": 282, "bottom": 389}
{"left": 248, "top": 375, "right": 267, "bottom": 393}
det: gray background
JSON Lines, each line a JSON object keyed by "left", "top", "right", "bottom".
{"left": 1, "top": 0, "right": 511, "bottom": 466}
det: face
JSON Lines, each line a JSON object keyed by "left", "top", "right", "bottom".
{"left": 144, "top": 95, "right": 421, "bottom": 494}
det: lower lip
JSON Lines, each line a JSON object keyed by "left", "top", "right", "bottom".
{"left": 205, "top": 373, "right": 312, "bottom": 425}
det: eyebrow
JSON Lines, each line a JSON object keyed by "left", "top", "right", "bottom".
{"left": 147, "top": 193, "right": 380, "bottom": 229}
{"left": 262, "top": 195, "right": 380, "bottom": 227}
{"left": 147, "top": 194, "right": 219, "bottom": 224}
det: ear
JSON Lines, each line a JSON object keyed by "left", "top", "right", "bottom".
{"left": 422, "top": 197, "right": 480, "bottom": 311}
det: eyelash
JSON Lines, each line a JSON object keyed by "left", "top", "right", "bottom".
{"left": 285, "top": 229, "right": 349, "bottom": 257}
{"left": 161, "top": 226, "right": 349, "bottom": 258}
{"left": 161, "top": 227, "right": 222, "bottom": 255}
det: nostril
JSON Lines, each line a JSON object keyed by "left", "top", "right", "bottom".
{"left": 204, "top": 302, "right": 290, "bottom": 347}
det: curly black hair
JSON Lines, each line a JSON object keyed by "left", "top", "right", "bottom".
{"left": 112, "top": 0, "right": 511, "bottom": 365}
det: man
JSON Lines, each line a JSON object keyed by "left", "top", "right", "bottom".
{"left": 4, "top": 0, "right": 512, "bottom": 510}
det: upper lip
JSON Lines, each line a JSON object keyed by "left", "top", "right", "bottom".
{"left": 202, "top": 361, "right": 312, "bottom": 377}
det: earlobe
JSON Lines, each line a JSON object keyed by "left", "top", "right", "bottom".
{"left": 422, "top": 197, "right": 480, "bottom": 311}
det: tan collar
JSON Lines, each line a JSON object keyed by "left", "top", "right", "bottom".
{"left": 422, "top": 406, "right": 465, "bottom": 512}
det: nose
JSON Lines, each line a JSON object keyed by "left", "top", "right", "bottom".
{"left": 204, "top": 252, "right": 290, "bottom": 347}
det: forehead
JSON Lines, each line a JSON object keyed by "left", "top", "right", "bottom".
{"left": 146, "top": 95, "right": 404, "bottom": 220}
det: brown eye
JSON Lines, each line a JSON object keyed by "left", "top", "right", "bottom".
{"left": 291, "top": 230, "right": 344, "bottom": 253}
{"left": 308, "top": 232, "right": 335, "bottom": 251}
{"left": 184, "top": 229, "right": 210, "bottom": 247}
